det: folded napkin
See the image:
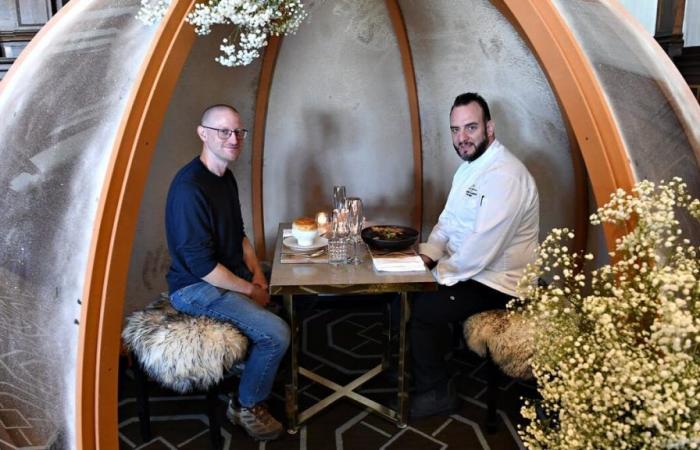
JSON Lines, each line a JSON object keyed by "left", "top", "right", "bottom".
{"left": 370, "top": 249, "right": 426, "bottom": 273}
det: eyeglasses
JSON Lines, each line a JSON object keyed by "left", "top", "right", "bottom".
{"left": 200, "top": 125, "right": 249, "bottom": 140}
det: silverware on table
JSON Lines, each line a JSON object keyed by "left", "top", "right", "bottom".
{"left": 281, "top": 248, "right": 327, "bottom": 258}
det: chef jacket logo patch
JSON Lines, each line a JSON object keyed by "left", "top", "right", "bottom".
{"left": 465, "top": 185, "right": 478, "bottom": 197}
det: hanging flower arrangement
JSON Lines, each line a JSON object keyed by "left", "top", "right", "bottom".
{"left": 514, "top": 178, "right": 700, "bottom": 449}
{"left": 137, "top": 0, "right": 307, "bottom": 67}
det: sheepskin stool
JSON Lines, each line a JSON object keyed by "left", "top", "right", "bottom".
{"left": 122, "top": 296, "right": 248, "bottom": 449}
{"left": 463, "top": 309, "right": 533, "bottom": 432}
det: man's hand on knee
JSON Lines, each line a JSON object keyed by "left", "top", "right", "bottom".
{"left": 249, "top": 285, "right": 271, "bottom": 307}
{"left": 252, "top": 270, "right": 268, "bottom": 290}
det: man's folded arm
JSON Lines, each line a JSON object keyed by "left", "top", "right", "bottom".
{"left": 242, "top": 237, "right": 267, "bottom": 288}
{"left": 419, "top": 218, "right": 450, "bottom": 265}
{"left": 202, "top": 263, "right": 254, "bottom": 295}
{"left": 437, "top": 175, "right": 526, "bottom": 282}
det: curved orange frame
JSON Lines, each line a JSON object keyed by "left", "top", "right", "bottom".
{"left": 3, "top": 0, "right": 643, "bottom": 448}
{"left": 251, "top": 37, "right": 282, "bottom": 258}
{"left": 74, "top": 0, "right": 198, "bottom": 448}
{"left": 496, "top": 0, "right": 636, "bottom": 243}
{"left": 385, "top": 0, "right": 423, "bottom": 233}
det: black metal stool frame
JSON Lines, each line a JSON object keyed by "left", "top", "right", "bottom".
{"left": 130, "top": 353, "right": 225, "bottom": 449}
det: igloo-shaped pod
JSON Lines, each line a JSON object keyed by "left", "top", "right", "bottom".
{"left": 1, "top": 0, "right": 699, "bottom": 449}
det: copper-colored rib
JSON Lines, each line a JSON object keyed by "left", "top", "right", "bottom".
{"left": 491, "top": 0, "right": 588, "bottom": 257}
{"left": 493, "top": 0, "right": 636, "bottom": 251}
{"left": 385, "top": 0, "right": 423, "bottom": 234}
{"left": 251, "top": 37, "right": 282, "bottom": 258}
{"left": 77, "top": 1, "right": 198, "bottom": 448}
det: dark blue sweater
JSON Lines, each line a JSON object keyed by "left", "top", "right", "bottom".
{"left": 165, "top": 157, "right": 250, "bottom": 294}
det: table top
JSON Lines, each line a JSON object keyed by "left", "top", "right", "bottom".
{"left": 269, "top": 223, "right": 437, "bottom": 295}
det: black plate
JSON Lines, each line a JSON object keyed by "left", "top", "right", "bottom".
{"left": 361, "top": 225, "right": 419, "bottom": 251}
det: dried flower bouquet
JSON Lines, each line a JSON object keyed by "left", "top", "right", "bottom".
{"left": 137, "top": 0, "right": 307, "bottom": 67}
{"left": 514, "top": 178, "right": 700, "bottom": 450}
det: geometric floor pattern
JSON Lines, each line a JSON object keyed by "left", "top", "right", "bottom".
{"left": 118, "top": 297, "right": 536, "bottom": 449}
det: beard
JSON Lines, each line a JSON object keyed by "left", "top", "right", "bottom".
{"left": 454, "top": 138, "right": 490, "bottom": 162}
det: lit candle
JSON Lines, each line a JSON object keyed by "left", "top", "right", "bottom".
{"left": 316, "top": 211, "right": 329, "bottom": 235}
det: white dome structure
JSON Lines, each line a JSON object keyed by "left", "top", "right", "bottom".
{"left": 0, "top": 0, "right": 698, "bottom": 448}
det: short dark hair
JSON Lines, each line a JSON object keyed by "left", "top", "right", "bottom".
{"left": 450, "top": 93, "right": 491, "bottom": 122}
{"left": 201, "top": 104, "right": 239, "bottom": 124}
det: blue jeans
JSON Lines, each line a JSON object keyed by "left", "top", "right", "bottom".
{"left": 170, "top": 282, "right": 290, "bottom": 407}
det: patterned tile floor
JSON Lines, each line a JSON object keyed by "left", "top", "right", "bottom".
{"left": 118, "top": 298, "right": 536, "bottom": 449}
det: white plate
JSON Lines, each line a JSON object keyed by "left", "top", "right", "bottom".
{"left": 283, "top": 236, "right": 328, "bottom": 252}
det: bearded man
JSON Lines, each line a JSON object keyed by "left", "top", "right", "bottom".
{"left": 409, "top": 92, "right": 540, "bottom": 417}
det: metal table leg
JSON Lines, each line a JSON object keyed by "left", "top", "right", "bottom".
{"left": 284, "top": 294, "right": 299, "bottom": 434}
{"left": 382, "top": 299, "right": 392, "bottom": 370}
{"left": 397, "top": 292, "right": 411, "bottom": 428}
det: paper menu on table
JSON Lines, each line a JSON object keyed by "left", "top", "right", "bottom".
{"left": 369, "top": 248, "right": 426, "bottom": 272}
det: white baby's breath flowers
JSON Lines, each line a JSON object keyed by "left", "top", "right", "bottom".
{"left": 514, "top": 178, "right": 700, "bottom": 449}
{"left": 137, "top": 0, "right": 307, "bottom": 67}
{"left": 136, "top": 0, "right": 170, "bottom": 25}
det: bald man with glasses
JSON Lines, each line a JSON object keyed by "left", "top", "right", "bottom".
{"left": 165, "top": 104, "right": 289, "bottom": 441}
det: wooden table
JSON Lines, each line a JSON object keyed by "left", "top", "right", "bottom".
{"left": 269, "top": 224, "right": 437, "bottom": 432}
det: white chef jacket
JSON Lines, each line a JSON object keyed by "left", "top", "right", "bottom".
{"left": 419, "top": 140, "right": 539, "bottom": 296}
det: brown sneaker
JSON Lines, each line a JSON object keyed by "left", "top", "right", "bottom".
{"left": 226, "top": 401, "right": 284, "bottom": 441}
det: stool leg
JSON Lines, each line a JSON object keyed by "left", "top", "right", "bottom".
{"left": 451, "top": 321, "right": 464, "bottom": 349}
{"left": 206, "top": 385, "right": 223, "bottom": 450}
{"left": 132, "top": 357, "right": 152, "bottom": 442}
{"left": 485, "top": 353, "right": 499, "bottom": 433}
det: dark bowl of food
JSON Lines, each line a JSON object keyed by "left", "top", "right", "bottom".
{"left": 361, "top": 225, "right": 419, "bottom": 251}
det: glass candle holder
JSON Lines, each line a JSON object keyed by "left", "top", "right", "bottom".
{"left": 316, "top": 211, "right": 330, "bottom": 236}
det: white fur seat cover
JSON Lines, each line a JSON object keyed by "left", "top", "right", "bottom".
{"left": 463, "top": 310, "right": 533, "bottom": 380}
{"left": 122, "top": 297, "right": 248, "bottom": 393}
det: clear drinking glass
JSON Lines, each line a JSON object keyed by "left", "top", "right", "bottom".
{"left": 328, "top": 208, "right": 349, "bottom": 265}
{"left": 332, "top": 185, "right": 347, "bottom": 211}
{"left": 346, "top": 197, "right": 364, "bottom": 264}
{"left": 328, "top": 236, "right": 348, "bottom": 265}
{"left": 332, "top": 208, "right": 349, "bottom": 236}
